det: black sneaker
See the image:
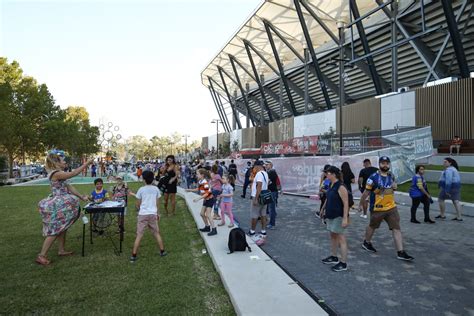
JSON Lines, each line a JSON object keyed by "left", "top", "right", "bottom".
{"left": 199, "top": 226, "right": 210, "bottom": 232}
{"left": 362, "top": 240, "right": 377, "bottom": 253}
{"left": 260, "top": 231, "right": 267, "bottom": 236}
{"left": 397, "top": 251, "right": 414, "bottom": 261}
{"left": 424, "top": 219, "right": 435, "bottom": 224}
{"left": 332, "top": 262, "right": 348, "bottom": 272}
{"left": 321, "top": 256, "right": 339, "bottom": 265}
{"left": 410, "top": 219, "right": 421, "bottom": 224}
{"left": 130, "top": 255, "right": 137, "bottom": 263}
{"left": 315, "top": 211, "right": 321, "bottom": 219}
{"left": 248, "top": 230, "right": 256, "bottom": 236}
{"left": 160, "top": 250, "right": 168, "bottom": 257}
{"left": 435, "top": 215, "right": 446, "bottom": 219}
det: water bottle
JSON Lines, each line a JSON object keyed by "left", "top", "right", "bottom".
{"left": 82, "top": 215, "right": 89, "bottom": 224}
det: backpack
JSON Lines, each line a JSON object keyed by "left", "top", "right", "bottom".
{"left": 228, "top": 228, "right": 251, "bottom": 254}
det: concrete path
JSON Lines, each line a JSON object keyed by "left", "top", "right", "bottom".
{"left": 229, "top": 186, "right": 474, "bottom": 316}
{"left": 177, "top": 187, "right": 327, "bottom": 316}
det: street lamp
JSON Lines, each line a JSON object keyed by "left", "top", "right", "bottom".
{"left": 211, "top": 119, "right": 221, "bottom": 159}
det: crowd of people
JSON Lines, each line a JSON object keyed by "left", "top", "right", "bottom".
{"left": 35, "top": 149, "right": 464, "bottom": 270}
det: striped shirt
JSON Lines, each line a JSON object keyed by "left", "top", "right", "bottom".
{"left": 198, "top": 179, "right": 213, "bottom": 200}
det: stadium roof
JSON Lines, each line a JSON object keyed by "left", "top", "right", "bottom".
{"left": 201, "top": 0, "right": 474, "bottom": 128}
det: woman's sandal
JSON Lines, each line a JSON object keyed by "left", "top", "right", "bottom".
{"left": 35, "top": 255, "right": 51, "bottom": 266}
{"left": 58, "top": 251, "right": 74, "bottom": 257}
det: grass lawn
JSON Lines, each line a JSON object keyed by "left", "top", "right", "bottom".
{"left": 0, "top": 182, "right": 234, "bottom": 315}
{"left": 423, "top": 165, "right": 474, "bottom": 173}
{"left": 397, "top": 182, "right": 474, "bottom": 203}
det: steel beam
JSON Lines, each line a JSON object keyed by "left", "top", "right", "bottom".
{"left": 227, "top": 58, "right": 256, "bottom": 126}
{"left": 423, "top": 0, "right": 470, "bottom": 85}
{"left": 258, "top": 25, "right": 299, "bottom": 116}
{"left": 217, "top": 68, "right": 242, "bottom": 129}
{"left": 349, "top": 0, "right": 385, "bottom": 95}
{"left": 242, "top": 41, "right": 280, "bottom": 121}
{"left": 208, "top": 86, "right": 229, "bottom": 133}
{"left": 262, "top": 19, "right": 323, "bottom": 109}
{"left": 208, "top": 78, "right": 231, "bottom": 132}
{"left": 440, "top": 0, "right": 470, "bottom": 78}
{"left": 376, "top": 0, "right": 448, "bottom": 79}
{"left": 298, "top": 0, "right": 389, "bottom": 95}
{"left": 231, "top": 56, "right": 282, "bottom": 120}
{"left": 293, "top": 0, "right": 332, "bottom": 109}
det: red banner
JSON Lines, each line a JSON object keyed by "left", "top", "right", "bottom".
{"left": 261, "top": 136, "right": 319, "bottom": 155}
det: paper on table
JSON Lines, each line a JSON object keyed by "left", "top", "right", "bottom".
{"left": 97, "top": 201, "right": 123, "bottom": 207}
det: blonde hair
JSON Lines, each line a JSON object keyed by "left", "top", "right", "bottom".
{"left": 45, "top": 153, "right": 63, "bottom": 172}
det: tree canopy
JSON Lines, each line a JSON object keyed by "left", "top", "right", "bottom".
{"left": 0, "top": 58, "right": 99, "bottom": 177}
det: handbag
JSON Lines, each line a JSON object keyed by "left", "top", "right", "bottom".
{"left": 258, "top": 172, "right": 274, "bottom": 205}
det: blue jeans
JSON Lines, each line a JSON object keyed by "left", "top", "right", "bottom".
{"left": 211, "top": 189, "right": 222, "bottom": 214}
{"left": 267, "top": 191, "right": 278, "bottom": 226}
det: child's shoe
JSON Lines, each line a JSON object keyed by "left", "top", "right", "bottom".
{"left": 129, "top": 255, "right": 137, "bottom": 263}
{"left": 218, "top": 222, "right": 225, "bottom": 226}
{"left": 207, "top": 228, "right": 217, "bottom": 236}
{"left": 199, "top": 226, "right": 210, "bottom": 232}
{"left": 160, "top": 250, "right": 168, "bottom": 257}
{"left": 228, "top": 223, "right": 234, "bottom": 228}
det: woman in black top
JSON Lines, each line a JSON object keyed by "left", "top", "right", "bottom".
{"left": 320, "top": 166, "right": 350, "bottom": 272}
{"left": 341, "top": 162, "right": 355, "bottom": 194}
{"left": 164, "top": 155, "right": 180, "bottom": 216}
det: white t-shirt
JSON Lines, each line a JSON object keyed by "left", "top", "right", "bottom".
{"left": 251, "top": 170, "right": 269, "bottom": 197}
{"left": 136, "top": 185, "right": 161, "bottom": 216}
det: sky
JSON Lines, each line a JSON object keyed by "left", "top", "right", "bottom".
{"left": 0, "top": 0, "right": 259, "bottom": 142}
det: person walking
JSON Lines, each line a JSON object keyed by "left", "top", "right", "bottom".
{"left": 358, "top": 159, "right": 378, "bottom": 218}
{"left": 436, "top": 158, "right": 463, "bottom": 221}
{"left": 265, "top": 161, "right": 280, "bottom": 230}
{"left": 228, "top": 159, "right": 238, "bottom": 179}
{"left": 241, "top": 161, "right": 252, "bottom": 198}
{"left": 341, "top": 162, "right": 355, "bottom": 195}
{"left": 320, "top": 166, "right": 350, "bottom": 272}
{"left": 409, "top": 165, "right": 435, "bottom": 224}
{"left": 360, "top": 156, "right": 414, "bottom": 261}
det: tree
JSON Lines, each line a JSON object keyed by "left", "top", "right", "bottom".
{"left": 0, "top": 59, "right": 100, "bottom": 176}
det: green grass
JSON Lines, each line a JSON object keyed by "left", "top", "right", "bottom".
{"left": 0, "top": 183, "right": 234, "bottom": 315}
{"left": 423, "top": 165, "right": 474, "bottom": 173}
{"left": 397, "top": 182, "right": 474, "bottom": 203}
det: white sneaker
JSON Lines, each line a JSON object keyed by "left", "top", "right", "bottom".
{"left": 360, "top": 214, "right": 368, "bottom": 219}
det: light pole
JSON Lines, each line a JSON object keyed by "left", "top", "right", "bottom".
{"left": 211, "top": 119, "right": 221, "bottom": 159}
{"left": 183, "top": 134, "right": 190, "bottom": 161}
{"left": 338, "top": 21, "right": 345, "bottom": 156}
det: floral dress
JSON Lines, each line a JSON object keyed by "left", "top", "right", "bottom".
{"left": 38, "top": 173, "right": 80, "bottom": 236}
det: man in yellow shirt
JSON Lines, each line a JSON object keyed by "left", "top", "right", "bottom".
{"left": 359, "top": 156, "right": 414, "bottom": 261}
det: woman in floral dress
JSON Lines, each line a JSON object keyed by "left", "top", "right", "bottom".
{"left": 36, "top": 150, "right": 93, "bottom": 265}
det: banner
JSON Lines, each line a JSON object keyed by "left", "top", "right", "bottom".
{"left": 217, "top": 156, "right": 378, "bottom": 196}
{"left": 261, "top": 136, "right": 319, "bottom": 155}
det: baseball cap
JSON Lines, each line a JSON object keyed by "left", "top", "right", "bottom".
{"left": 379, "top": 156, "right": 391, "bottom": 163}
{"left": 254, "top": 160, "right": 265, "bottom": 166}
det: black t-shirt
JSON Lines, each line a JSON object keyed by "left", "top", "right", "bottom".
{"left": 342, "top": 171, "right": 355, "bottom": 189}
{"left": 267, "top": 169, "right": 278, "bottom": 192}
{"left": 228, "top": 163, "right": 237, "bottom": 175}
{"left": 358, "top": 166, "right": 378, "bottom": 189}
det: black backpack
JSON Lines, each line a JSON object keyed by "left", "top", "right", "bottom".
{"left": 227, "top": 228, "right": 251, "bottom": 254}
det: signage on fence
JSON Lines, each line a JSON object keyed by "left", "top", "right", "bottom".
{"left": 261, "top": 136, "right": 319, "bottom": 155}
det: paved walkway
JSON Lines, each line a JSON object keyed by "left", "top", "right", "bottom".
{"left": 231, "top": 187, "right": 474, "bottom": 316}
{"left": 178, "top": 187, "right": 327, "bottom": 316}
